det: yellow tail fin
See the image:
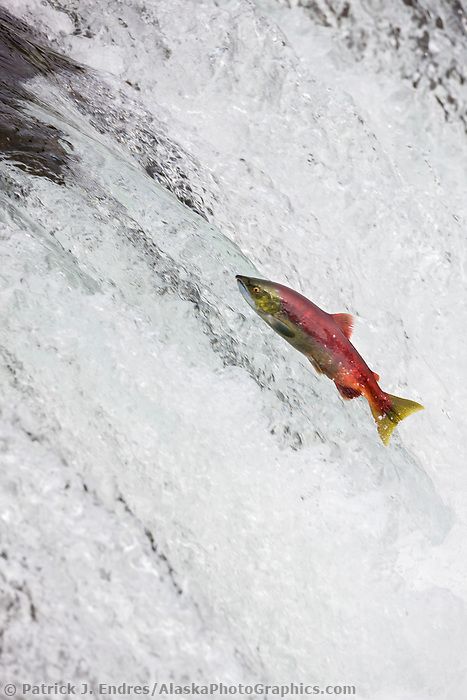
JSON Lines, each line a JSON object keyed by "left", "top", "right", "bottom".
{"left": 370, "top": 393, "right": 424, "bottom": 446}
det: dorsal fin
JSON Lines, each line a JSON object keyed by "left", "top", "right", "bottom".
{"left": 332, "top": 313, "right": 354, "bottom": 339}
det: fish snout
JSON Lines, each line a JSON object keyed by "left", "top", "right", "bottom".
{"left": 236, "top": 274, "right": 248, "bottom": 291}
{"left": 236, "top": 275, "right": 256, "bottom": 309}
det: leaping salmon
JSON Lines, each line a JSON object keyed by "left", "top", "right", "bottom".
{"left": 236, "top": 275, "right": 423, "bottom": 445}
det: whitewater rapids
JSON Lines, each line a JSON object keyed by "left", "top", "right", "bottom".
{"left": 0, "top": 1, "right": 466, "bottom": 698}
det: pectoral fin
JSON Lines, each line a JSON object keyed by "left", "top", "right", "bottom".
{"left": 268, "top": 317, "right": 295, "bottom": 338}
{"left": 335, "top": 382, "right": 361, "bottom": 400}
{"left": 332, "top": 313, "right": 354, "bottom": 339}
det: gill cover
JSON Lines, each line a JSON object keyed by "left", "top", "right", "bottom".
{"left": 236, "top": 276, "right": 282, "bottom": 315}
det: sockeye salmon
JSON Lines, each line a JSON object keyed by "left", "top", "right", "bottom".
{"left": 236, "top": 275, "right": 423, "bottom": 445}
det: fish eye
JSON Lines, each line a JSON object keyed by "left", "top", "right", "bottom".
{"left": 252, "top": 286, "right": 261, "bottom": 295}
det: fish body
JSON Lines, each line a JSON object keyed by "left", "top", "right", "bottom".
{"left": 236, "top": 275, "right": 423, "bottom": 445}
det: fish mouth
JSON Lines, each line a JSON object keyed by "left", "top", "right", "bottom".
{"left": 236, "top": 275, "right": 256, "bottom": 309}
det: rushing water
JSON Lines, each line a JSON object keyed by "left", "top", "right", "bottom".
{"left": 0, "top": 1, "right": 466, "bottom": 698}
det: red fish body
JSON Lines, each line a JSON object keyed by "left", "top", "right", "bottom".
{"left": 236, "top": 275, "right": 423, "bottom": 445}
{"left": 274, "top": 282, "right": 384, "bottom": 405}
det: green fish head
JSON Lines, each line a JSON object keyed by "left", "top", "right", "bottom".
{"left": 236, "top": 275, "right": 282, "bottom": 315}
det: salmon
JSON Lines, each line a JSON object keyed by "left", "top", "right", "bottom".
{"left": 236, "top": 275, "right": 423, "bottom": 445}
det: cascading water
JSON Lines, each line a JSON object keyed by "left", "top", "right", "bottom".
{"left": 0, "top": 1, "right": 466, "bottom": 698}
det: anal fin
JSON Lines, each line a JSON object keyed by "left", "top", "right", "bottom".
{"left": 335, "top": 382, "right": 361, "bottom": 400}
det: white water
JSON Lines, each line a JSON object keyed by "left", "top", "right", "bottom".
{"left": 0, "top": 1, "right": 466, "bottom": 698}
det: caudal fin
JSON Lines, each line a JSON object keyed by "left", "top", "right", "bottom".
{"left": 370, "top": 393, "right": 424, "bottom": 446}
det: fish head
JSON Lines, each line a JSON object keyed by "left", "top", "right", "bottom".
{"left": 236, "top": 275, "right": 282, "bottom": 316}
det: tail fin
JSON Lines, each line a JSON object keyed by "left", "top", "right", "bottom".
{"left": 370, "top": 393, "right": 424, "bottom": 446}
